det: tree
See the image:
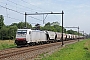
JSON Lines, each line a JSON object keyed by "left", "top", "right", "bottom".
{"left": 17, "top": 22, "right": 32, "bottom": 29}
{"left": 8, "top": 26, "right": 18, "bottom": 39}
{"left": 0, "top": 25, "right": 18, "bottom": 40}
{"left": 45, "top": 22, "right": 50, "bottom": 27}
{"left": 51, "top": 22, "right": 60, "bottom": 26}
{"left": 0, "top": 26, "right": 9, "bottom": 40}
{"left": 66, "top": 29, "right": 74, "bottom": 34}
{"left": 10, "top": 23, "right": 18, "bottom": 27}
{"left": 66, "top": 29, "right": 83, "bottom": 35}
{"left": 41, "top": 22, "right": 63, "bottom": 32}
{"left": 53, "top": 25, "right": 62, "bottom": 32}
{"left": 0, "top": 15, "right": 4, "bottom": 29}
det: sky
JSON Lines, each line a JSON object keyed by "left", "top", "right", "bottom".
{"left": 0, "top": 0, "right": 90, "bottom": 34}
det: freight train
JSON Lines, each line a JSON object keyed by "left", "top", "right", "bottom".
{"left": 15, "top": 29, "right": 84, "bottom": 46}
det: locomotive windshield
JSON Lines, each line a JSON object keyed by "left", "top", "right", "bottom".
{"left": 17, "top": 30, "right": 27, "bottom": 34}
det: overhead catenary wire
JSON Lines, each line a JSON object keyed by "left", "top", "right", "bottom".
{"left": 0, "top": 4, "right": 24, "bottom": 15}
{"left": 21, "top": 0, "right": 51, "bottom": 12}
{"left": 1, "top": 0, "right": 60, "bottom": 24}
{"left": 6, "top": 0, "right": 43, "bottom": 21}
{"left": 28, "top": 16, "right": 42, "bottom": 21}
{"left": 21, "top": 0, "right": 60, "bottom": 22}
{"left": 0, "top": 1, "right": 26, "bottom": 12}
{"left": 7, "top": 0, "right": 39, "bottom": 12}
{"left": 6, "top": 0, "right": 48, "bottom": 21}
{"left": 0, "top": 4, "right": 42, "bottom": 21}
{"left": 4, "top": 15, "right": 23, "bottom": 21}
{"left": 7, "top": 0, "right": 59, "bottom": 22}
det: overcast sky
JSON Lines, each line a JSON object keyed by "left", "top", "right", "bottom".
{"left": 0, "top": 0, "right": 90, "bottom": 34}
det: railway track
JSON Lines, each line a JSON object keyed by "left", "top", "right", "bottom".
{"left": 0, "top": 40, "right": 79, "bottom": 60}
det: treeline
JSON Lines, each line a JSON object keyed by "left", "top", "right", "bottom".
{"left": 40, "top": 22, "right": 82, "bottom": 36}
{"left": 40, "top": 22, "right": 66, "bottom": 32}
{"left": 0, "top": 15, "right": 82, "bottom": 40}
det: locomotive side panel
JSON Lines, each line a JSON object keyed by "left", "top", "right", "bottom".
{"left": 40, "top": 31, "right": 47, "bottom": 41}
{"left": 31, "top": 30, "right": 40, "bottom": 42}
{"left": 31, "top": 30, "right": 47, "bottom": 42}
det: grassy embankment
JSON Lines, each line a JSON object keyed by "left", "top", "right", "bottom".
{"left": 42, "top": 39, "right": 90, "bottom": 60}
{"left": 0, "top": 40, "right": 16, "bottom": 50}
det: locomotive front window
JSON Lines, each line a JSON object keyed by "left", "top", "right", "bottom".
{"left": 17, "top": 30, "right": 27, "bottom": 34}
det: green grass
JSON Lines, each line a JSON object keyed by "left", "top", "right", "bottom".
{"left": 42, "top": 39, "right": 90, "bottom": 60}
{"left": 0, "top": 40, "right": 16, "bottom": 50}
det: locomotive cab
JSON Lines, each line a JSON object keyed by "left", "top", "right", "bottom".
{"left": 15, "top": 29, "right": 31, "bottom": 46}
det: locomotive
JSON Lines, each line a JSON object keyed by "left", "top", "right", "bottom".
{"left": 15, "top": 29, "right": 84, "bottom": 46}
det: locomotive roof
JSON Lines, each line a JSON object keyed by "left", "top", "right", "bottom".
{"left": 17, "top": 29, "right": 42, "bottom": 32}
{"left": 17, "top": 29, "right": 31, "bottom": 30}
